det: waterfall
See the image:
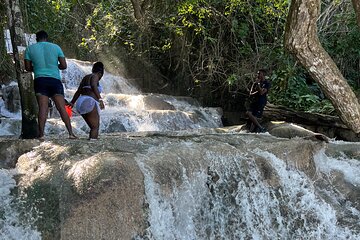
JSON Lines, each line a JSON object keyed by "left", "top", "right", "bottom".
{"left": 1, "top": 59, "right": 359, "bottom": 240}
{"left": 135, "top": 141, "right": 360, "bottom": 239}
{"left": 0, "top": 169, "right": 41, "bottom": 240}
{"left": 0, "top": 59, "right": 223, "bottom": 137}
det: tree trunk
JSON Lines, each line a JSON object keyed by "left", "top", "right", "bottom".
{"left": 263, "top": 104, "right": 346, "bottom": 129}
{"left": 6, "top": 0, "right": 38, "bottom": 139}
{"left": 352, "top": 0, "right": 360, "bottom": 27}
{"left": 130, "top": 0, "right": 145, "bottom": 20}
{"left": 284, "top": 0, "right": 360, "bottom": 133}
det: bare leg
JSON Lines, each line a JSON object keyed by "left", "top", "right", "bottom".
{"left": 36, "top": 95, "right": 49, "bottom": 138}
{"left": 81, "top": 106, "right": 100, "bottom": 139}
{"left": 52, "top": 94, "right": 77, "bottom": 138}
{"left": 246, "top": 111, "right": 263, "bottom": 131}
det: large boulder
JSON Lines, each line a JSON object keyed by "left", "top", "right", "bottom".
{"left": 13, "top": 129, "right": 332, "bottom": 240}
{"left": 0, "top": 138, "right": 40, "bottom": 168}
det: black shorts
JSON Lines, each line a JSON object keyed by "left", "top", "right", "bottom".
{"left": 245, "top": 98, "right": 265, "bottom": 118}
{"left": 34, "top": 77, "right": 64, "bottom": 97}
{"left": 251, "top": 102, "right": 265, "bottom": 118}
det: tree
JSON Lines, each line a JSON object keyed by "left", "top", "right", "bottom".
{"left": 6, "top": 0, "right": 38, "bottom": 138}
{"left": 130, "top": 0, "right": 147, "bottom": 20}
{"left": 284, "top": 0, "right": 360, "bottom": 133}
{"left": 352, "top": 0, "right": 360, "bottom": 27}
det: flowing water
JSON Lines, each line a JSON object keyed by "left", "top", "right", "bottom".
{"left": 0, "top": 169, "right": 41, "bottom": 240}
{"left": 0, "top": 59, "right": 222, "bottom": 136}
{"left": 0, "top": 60, "right": 359, "bottom": 239}
{"left": 134, "top": 142, "right": 360, "bottom": 240}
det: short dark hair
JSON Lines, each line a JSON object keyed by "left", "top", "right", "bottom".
{"left": 92, "top": 62, "right": 104, "bottom": 75}
{"left": 36, "top": 30, "right": 48, "bottom": 42}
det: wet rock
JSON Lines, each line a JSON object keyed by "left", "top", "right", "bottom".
{"left": 267, "top": 122, "right": 330, "bottom": 142}
{"left": 2, "top": 84, "right": 21, "bottom": 113}
{"left": 3, "top": 131, "right": 358, "bottom": 239}
{"left": 142, "top": 95, "right": 175, "bottom": 110}
{"left": 0, "top": 138, "right": 40, "bottom": 169}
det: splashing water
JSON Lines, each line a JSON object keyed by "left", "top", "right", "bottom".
{"left": 0, "top": 59, "right": 222, "bottom": 137}
{"left": 0, "top": 169, "right": 41, "bottom": 240}
{"left": 135, "top": 142, "right": 360, "bottom": 240}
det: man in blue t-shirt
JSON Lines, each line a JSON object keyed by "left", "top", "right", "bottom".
{"left": 24, "top": 30, "right": 76, "bottom": 139}
{"left": 245, "top": 69, "right": 270, "bottom": 133}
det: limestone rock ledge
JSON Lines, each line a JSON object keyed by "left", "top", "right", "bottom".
{"left": 4, "top": 127, "right": 359, "bottom": 239}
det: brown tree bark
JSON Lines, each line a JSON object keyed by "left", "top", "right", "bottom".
{"left": 284, "top": 0, "right": 360, "bottom": 133}
{"left": 352, "top": 0, "right": 360, "bottom": 27}
{"left": 263, "top": 104, "right": 347, "bottom": 129}
{"left": 6, "top": 0, "right": 38, "bottom": 138}
{"left": 130, "top": 0, "right": 145, "bottom": 20}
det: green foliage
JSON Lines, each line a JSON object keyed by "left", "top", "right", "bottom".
{"left": 25, "top": 0, "right": 71, "bottom": 40}
{"left": 18, "top": 0, "right": 359, "bottom": 115}
{"left": 268, "top": 65, "right": 335, "bottom": 115}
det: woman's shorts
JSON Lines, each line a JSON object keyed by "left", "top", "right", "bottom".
{"left": 75, "top": 95, "right": 100, "bottom": 115}
{"left": 34, "top": 77, "right": 64, "bottom": 97}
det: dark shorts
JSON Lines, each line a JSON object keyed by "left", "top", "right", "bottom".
{"left": 34, "top": 77, "right": 64, "bottom": 97}
{"left": 250, "top": 102, "right": 265, "bottom": 118}
{"left": 245, "top": 98, "right": 265, "bottom": 118}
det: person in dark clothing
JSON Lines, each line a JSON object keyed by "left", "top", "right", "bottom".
{"left": 245, "top": 69, "right": 270, "bottom": 132}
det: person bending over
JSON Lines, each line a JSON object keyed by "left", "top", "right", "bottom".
{"left": 69, "top": 62, "right": 105, "bottom": 140}
{"left": 245, "top": 69, "right": 270, "bottom": 133}
{"left": 24, "top": 30, "right": 76, "bottom": 140}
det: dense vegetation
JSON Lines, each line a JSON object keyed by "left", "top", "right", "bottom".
{"left": 2, "top": 0, "right": 360, "bottom": 115}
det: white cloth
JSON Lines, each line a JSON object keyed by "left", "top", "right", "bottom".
{"left": 75, "top": 95, "right": 100, "bottom": 115}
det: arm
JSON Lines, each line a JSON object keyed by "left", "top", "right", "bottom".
{"left": 90, "top": 75, "right": 105, "bottom": 110}
{"left": 69, "top": 78, "right": 85, "bottom": 106}
{"left": 69, "top": 89, "right": 81, "bottom": 107}
{"left": 24, "top": 59, "right": 33, "bottom": 72}
{"left": 258, "top": 86, "right": 268, "bottom": 95}
{"left": 90, "top": 75, "right": 102, "bottom": 100}
{"left": 249, "top": 82, "right": 260, "bottom": 96}
{"left": 58, "top": 57, "right": 67, "bottom": 70}
{"left": 258, "top": 81, "right": 270, "bottom": 95}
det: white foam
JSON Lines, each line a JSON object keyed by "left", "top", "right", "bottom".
{"left": 0, "top": 169, "right": 41, "bottom": 240}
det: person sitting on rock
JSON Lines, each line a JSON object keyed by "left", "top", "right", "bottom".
{"left": 245, "top": 69, "right": 270, "bottom": 133}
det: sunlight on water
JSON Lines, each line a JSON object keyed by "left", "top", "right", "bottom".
{"left": 0, "top": 59, "right": 222, "bottom": 136}
{"left": 0, "top": 169, "right": 41, "bottom": 240}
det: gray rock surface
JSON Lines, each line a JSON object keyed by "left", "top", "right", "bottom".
{"left": 1, "top": 126, "right": 358, "bottom": 239}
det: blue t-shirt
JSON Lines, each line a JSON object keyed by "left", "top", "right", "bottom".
{"left": 24, "top": 42, "right": 65, "bottom": 80}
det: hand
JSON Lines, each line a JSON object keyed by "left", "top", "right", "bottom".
{"left": 99, "top": 100, "right": 105, "bottom": 110}
{"left": 65, "top": 101, "right": 73, "bottom": 108}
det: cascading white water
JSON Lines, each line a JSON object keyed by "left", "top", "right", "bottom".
{"left": 135, "top": 142, "right": 360, "bottom": 239}
{"left": 0, "top": 169, "right": 41, "bottom": 240}
{"left": 61, "top": 59, "right": 222, "bottom": 135}
{"left": 1, "top": 60, "right": 359, "bottom": 240}
{"left": 0, "top": 59, "right": 222, "bottom": 136}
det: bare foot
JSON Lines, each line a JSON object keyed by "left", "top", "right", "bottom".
{"left": 69, "top": 135, "right": 78, "bottom": 139}
{"left": 37, "top": 136, "right": 45, "bottom": 142}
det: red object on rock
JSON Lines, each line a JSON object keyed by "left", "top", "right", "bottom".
{"left": 65, "top": 105, "right": 73, "bottom": 118}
